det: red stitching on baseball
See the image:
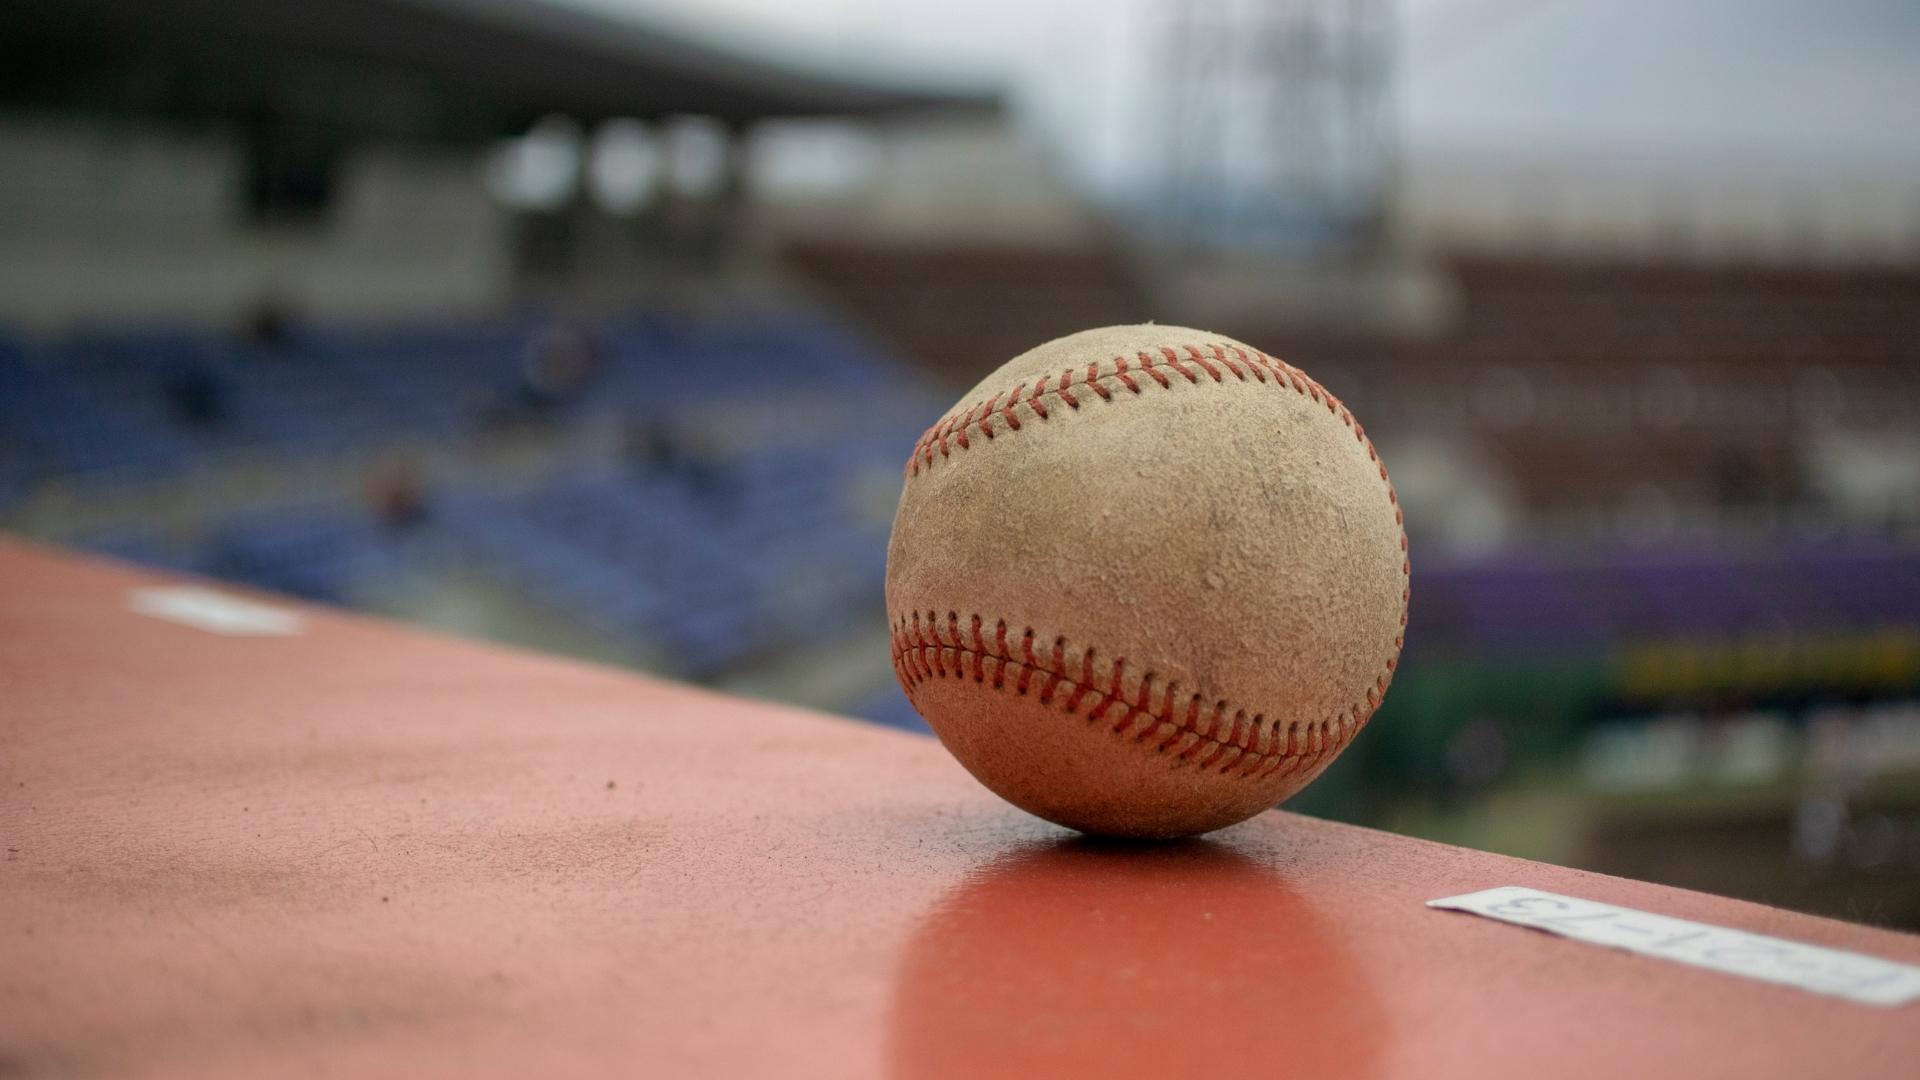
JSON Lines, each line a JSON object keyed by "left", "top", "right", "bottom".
{"left": 927, "top": 611, "right": 947, "bottom": 677}
{"left": 1231, "top": 346, "right": 1265, "bottom": 383}
{"left": 1065, "top": 646, "right": 1093, "bottom": 712}
{"left": 908, "top": 341, "right": 1375, "bottom": 484}
{"left": 1086, "top": 361, "right": 1111, "bottom": 399}
{"left": 1160, "top": 346, "right": 1198, "bottom": 383}
{"left": 890, "top": 614, "right": 1389, "bottom": 777}
{"left": 1028, "top": 374, "right": 1051, "bottom": 419}
{"left": 1213, "top": 344, "right": 1244, "bottom": 380}
{"left": 1041, "top": 636, "right": 1067, "bottom": 703}
{"left": 1187, "top": 344, "right": 1223, "bottom": 381}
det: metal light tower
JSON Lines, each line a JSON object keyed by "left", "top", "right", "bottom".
{"left": 1156, "top": 0, "right": 1395, "bottom": 255}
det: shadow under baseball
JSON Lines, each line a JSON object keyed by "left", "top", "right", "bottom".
{"left": 887, "top": 835, "right": 1385, "bottom": 1080}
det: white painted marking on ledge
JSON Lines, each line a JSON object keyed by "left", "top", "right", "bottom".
{"left": 128, "top": 585, "right": 305, "bottom": 637}
{"left": 1429, "top": 886, "right": 1920, "bottom": 1007}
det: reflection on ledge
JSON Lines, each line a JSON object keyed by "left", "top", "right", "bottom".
{"left": 888, "top": 836, "right": 1383, "bottom": 1080}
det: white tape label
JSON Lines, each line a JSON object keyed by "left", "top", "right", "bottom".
{"left": 128, "top": 585, "right": 305, "bottom": 636}
{"left": 1428, "top": 886, "right": 1920, "bottom": 1007}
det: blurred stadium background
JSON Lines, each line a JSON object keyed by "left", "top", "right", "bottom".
{"left": 3, "top": 0, "right": 1918, "bottom": 926}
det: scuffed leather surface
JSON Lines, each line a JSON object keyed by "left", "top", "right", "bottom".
{"left": 887, "top": 325, "right": 1407, "bottom": 835}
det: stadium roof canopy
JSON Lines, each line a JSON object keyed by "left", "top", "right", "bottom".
{"left": 1, "top": 0, "right": 1000, "bottom": 144}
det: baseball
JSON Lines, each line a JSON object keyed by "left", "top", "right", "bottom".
{"left": 887, "top": 325, "right": 1408, "bottom": 837}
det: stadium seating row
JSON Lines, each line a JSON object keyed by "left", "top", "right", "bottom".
{"left": 19, "top": 307, "right": 929, "bottom": 686}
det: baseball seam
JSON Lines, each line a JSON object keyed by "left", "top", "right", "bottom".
{"left": 894, "top": 339, "right": 1411, "bottom": 777}
{"left": 907, "top": 343, "right": 1385, "bottom": 497}
{"left": 891, "top": 610, "right": 1381, "bottom": 781}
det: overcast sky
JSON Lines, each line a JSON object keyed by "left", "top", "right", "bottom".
{"left": 550, "top": 0, "right": 1920, "bottom": 184}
